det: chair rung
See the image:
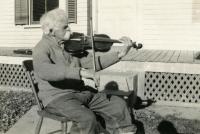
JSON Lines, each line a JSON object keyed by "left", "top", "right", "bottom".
{"left": 37, "top": 110, "right": 69, "bottom": 122}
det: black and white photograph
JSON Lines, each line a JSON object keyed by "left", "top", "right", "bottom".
{"left": 0, "top": 0, "right": 200, "bottom": 134}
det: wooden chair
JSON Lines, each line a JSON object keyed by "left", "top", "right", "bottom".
{"left": 22, "top": 60, "right": 70, "bottom": 134}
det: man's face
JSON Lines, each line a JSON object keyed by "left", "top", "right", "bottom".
{"left": 54, "top": 22, "right": 71, "bottom": 41}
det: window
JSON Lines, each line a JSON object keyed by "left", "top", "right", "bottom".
{"left": 15, "top": 0, "right": 77, "bottom": 25}
{"left": 31, "top": 0, "right": 59, "bottom": 24}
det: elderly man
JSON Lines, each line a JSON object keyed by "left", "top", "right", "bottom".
{"left": 33, "top": 8, "right": 136, "bottom": 134}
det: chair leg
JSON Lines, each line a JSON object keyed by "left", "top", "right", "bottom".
{"left": 61, "top": 121, "right": 67, "bottom": 134}
{"left": 129, "top": 107, "right": 135, "bottom": 124}
{"left": 35, "top": 116, "right": 44, "bottom": 134}
{"left": 127, "top": 91, "right": 136, "bottom": 124}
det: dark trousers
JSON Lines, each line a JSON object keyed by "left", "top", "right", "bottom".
{"left": 46, "top": 91, "right": 134, "bottom": 134}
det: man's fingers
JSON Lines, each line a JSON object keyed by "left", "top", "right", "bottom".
{"left": 94, "top": 74, "right": 100, "bottom": 87}
{"left": 80, "top": 69, "right": 95, "bottom": 79}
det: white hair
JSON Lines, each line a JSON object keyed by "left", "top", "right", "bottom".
{"left": 40, "top": 8, "right": 68, "bottom": 35}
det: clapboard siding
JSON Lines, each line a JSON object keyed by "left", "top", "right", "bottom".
{"left": 141, "top": 0, "right": 200, "bottom": 50}
{"left": 0, "top": 0, "right": 42, "bottom": 47}
{"left": 96, "top": 0, "right": 138, "bottom": 39}
{"left": 1, "top": 0, "right": 200, "bottom": 50}
{"left": 0, "top": 0, "right": 88, "bottom": 47}
{"left": 94, "top": 0, "right": 200, "bottom": 50}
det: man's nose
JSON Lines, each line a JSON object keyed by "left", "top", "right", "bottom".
{"left": 66, "top": 27, "right": 72, "bottom": 35}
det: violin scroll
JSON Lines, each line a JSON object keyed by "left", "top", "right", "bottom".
{"left": 119, "top": 36, "right": 143, "bottom": 50}
{"left": 132, "top": 42, "right": 143, "bottom": 50}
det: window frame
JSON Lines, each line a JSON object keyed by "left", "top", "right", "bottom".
{"left": 15, "top": 0, "right": 78, "bottom": 26}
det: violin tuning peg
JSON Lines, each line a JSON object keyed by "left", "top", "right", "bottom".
{"left": 137, "top": 43, "right": 143, "bottom": 49}
{"left": 132, "top": 42, "right": 143, "bottom": 50}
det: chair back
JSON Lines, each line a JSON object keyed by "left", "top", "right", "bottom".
{"left": 22, "top": 60, "right": 44, "bottom": 110}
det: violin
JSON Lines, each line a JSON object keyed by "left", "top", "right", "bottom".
{"left": 64, "top": 32, "right": 142, "bottom": 56}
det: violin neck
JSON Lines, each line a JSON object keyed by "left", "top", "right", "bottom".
{"left": 70, "top": 34, "right": 123, "bottom": 45}
{"left": 93, "top": 37, "right": 121, "bottom": 43}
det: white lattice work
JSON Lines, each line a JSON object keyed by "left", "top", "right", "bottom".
{"left": 0, "top": 63, "right": 32, "bottom": 89}
{"left": 1, "top": 63, "right": 200, "bottom": 104}
{"left": 145, "top": 72, "right": 200, "bottom": 103}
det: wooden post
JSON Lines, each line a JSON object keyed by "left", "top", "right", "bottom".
{"left": 87, "top": 0, "right": 92, "bottom": 36}
{"left": 137, "top": 71, "right": 145, "bottom": 100}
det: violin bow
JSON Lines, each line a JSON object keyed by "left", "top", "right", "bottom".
{"left": 89, "top": 5, "right": 96, "bottom": 72}
{"left": 89, "top": 2, "right": 100, "bottom": 89}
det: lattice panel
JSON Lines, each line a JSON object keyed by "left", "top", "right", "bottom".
{"left": 145, "top": 72, "right": 200, "bottom": 103}
{"left": 1, "top": 63, "right": 200, "bottom": 104}
{"left": 0, "top": 63, "right": 32, "bottom": 89}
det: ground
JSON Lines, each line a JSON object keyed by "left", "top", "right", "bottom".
{"left": 0, "top": 90, "right": 35, "bottom": 133}
{"left": 0, "top": 90, "right": 200, "bottom": 134}
{"left": 134, "top": 105, "right": 200, "bottom": 134}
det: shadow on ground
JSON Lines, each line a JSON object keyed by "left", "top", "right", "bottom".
{"left": 131, "top": 96, "right": 200, "bottom": 134}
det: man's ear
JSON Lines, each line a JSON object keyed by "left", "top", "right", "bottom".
{"left": 49, "top": 29, "right": 53, "bottom": 33}
{"left": 49, "top": 29, "right": 55, "bottom": 36}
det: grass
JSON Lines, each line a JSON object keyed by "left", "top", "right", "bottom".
{"left": 134, "top": 108, "right": 200, "bottom": 134}
{"left": 0, "top": 90, "right": 35, "bottom": 133}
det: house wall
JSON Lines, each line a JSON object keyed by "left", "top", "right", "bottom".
{"left": 95, "top": 0, "right": 200, "bottom": 50}
{"left": 0, "top": 1, "right": 40, "bottom": 47}
{"left": 1, "top": 0, "right": 200, "bottom": 50}
{"left": 0, "top": 0, "right": 88, "bottom": 48}
{"left": 94, "top": 0, "right": 138, "bottom": 40}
